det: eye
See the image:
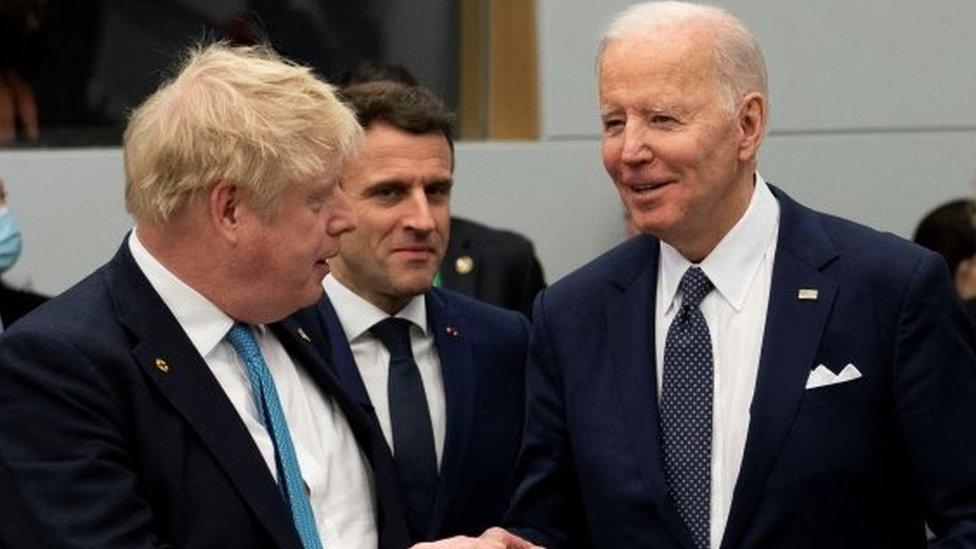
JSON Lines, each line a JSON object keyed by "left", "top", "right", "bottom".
{"left": 649, "top": 114, "right": 677, "bottom": 125}
{"left": 601, "top": 117, "right": 624, "bottom": 133}
{"left": 426, "top": 181, "right": 453, "bottom": 201}
{"left": 368, "top": 184, "right": 405, "bottom": 201}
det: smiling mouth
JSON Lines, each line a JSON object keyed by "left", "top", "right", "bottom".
{"left": 629, "top": 180, "right": 674, "bottom": 194}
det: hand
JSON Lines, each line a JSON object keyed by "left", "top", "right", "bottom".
{"left": 411, "top": 527, "right": 543, "bottom": 549}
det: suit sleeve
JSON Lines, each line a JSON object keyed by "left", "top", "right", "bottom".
{"left": 0, "top": 330, "right": 168, "bottom": 548}
{"left": 504, "top": 290, "right": 588, "bottom": 547}
{"left": 893, "top": 252, "right": 976, "bottom": 546}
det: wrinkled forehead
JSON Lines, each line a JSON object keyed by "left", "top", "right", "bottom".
{"left": 601, "top": 23, "right": 716, "bottom": 74}
{"left": 599, "top": 31, "right": 720, "bottom": 102}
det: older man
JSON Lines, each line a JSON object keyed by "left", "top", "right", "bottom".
{"left": 316, "top": 80, "right": 531, "bottom": 544}
{"left": 0, "top": 45, "right": 410, "bottom": 548}
{"left": 491, "top": 2, "right": 976, "bottom": 548}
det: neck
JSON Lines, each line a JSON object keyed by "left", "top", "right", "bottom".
{"left": 671, "top": 169, "right": 756, "bottom": 263}
{"left": 137, "top": 221, "right": 246, "bottom": 319}
{"left": 330, "top": 270, "right": 413, "bottom": 316}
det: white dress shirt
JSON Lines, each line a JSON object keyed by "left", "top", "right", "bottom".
{"left": 655, "top": 174, "right": 780, "bottom": 549}
{"left": 323, "top": 274, "right": 447, "bottom": 467}
{"left": 129, "top": 230, "right": 378, "bottom": 549}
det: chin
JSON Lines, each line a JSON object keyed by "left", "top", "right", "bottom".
{"left": 393, "top": 276, "right": 434, "bottom": 297}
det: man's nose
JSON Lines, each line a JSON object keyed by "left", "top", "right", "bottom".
{"left": 404, "top": 188, "right": 435, "bottom": 233}
{"left": 620, "top": 119, "right": 653, "bottom": 166}
{"left": 328, "top": 186, "right": 356, "bottom": 235}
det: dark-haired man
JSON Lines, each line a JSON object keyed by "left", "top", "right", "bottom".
{"left": 317, "top": 81, "right": 531, "bottom": 543}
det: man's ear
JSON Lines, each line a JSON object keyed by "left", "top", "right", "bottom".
{"left": 208, "top": 179, "right": 243, "bottom": 242}
{"left": 737, "top": 92, "right": 767, "bottom": 162}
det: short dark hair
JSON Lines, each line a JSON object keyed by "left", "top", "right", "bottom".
{"left": 913, "top": 199, "right": 976, "bottom": 275}
{"left": 338, "top": 81, "right": 455, "bottom": 155}
{"left": 338, "top": 61, "right": 418, "bottom": 87}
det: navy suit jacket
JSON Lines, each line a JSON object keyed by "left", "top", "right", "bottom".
{"left": 317, "top": 287, "right": 530, "bottom": 542}
{"left": 442, "top": 217, "right": 546, "bottom": 318}
{"left": 0, "top": 243, "right": 410, "bottom": 548}
{"left": 505, "top": 187, "right": 976, "bottom": 548}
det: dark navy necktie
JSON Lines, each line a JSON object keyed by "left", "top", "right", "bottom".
{"left": 226, "top": 323, "right": 322, "bottom": 549}
{"left": 661, "top": 266, "right": 715, "bottom": 549}
{"left": 370, "top": 317, "right": 438, "bottom": 531}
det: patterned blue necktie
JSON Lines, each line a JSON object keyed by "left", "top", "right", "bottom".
{"left": 370, "top": 317, "right": 438, "bottom": 533}
{"left": 661, "top": 267, "right": 714, "bottom": 549}
{"left": 226, "top": 323, "right": 323, "bottom": 549}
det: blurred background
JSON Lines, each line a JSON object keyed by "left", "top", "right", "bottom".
{"left": 1, "top": 0, "right": 975, "bottom": 296}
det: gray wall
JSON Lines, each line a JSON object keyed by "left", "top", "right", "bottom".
{"left": 2, "top": 1, "right": 975, "bottom": 296}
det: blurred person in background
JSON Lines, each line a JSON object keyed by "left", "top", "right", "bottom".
{"left": 0, "top": 0, "right": 43, "bottom": 143}
{"left": 0, "top": 175, "right": 47, "bottom": 327}
{"left": 913, "top": 198, "right": 976, "bottom": 328}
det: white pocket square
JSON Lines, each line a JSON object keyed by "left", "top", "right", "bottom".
{"left": 805, "top": 363, "right": 862, "bottom": 389}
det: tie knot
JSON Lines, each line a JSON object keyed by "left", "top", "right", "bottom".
{"left": 370, "top": 317, "right": 414, "bottom": 360}
{"left": 679, "top": 267, "right": 713, "bottom": 308}
{"left": 226, "top": 322, "right": 260, "bottom": 356}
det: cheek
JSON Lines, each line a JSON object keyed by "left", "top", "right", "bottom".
{"left": 600, "top": 139, "right": 619, "bottom": 172}
{"left": 434, "top": 207, "right": 451, "bottom": 236}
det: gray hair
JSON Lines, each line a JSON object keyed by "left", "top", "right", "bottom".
{"left": 598, "top": 1, "right": 768, "bottom": 111}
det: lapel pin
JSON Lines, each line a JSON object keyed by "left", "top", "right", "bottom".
{"left": 296, "top": 327, "right": 311, "bottom": 343}
{"left": 154, "top": 358, "right": 171, "bottom": 374}
{"left": 445, "top": 326, "right": 460, "bottom": 338}
{"left": 798, "top": 288, "right": 819, "bottom": 301}
{"left": 455, "top": 256, "right": 474, "bottom": 275}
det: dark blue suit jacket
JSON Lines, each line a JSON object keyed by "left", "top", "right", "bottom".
{"left": 317, "top": 287, "right": 530, "bottom": 542}
{"left": 505, "top": 188, "right": 976, "bottom": 548}
{"left": 441, "top": 217, "right": 546, "bottom": 317}
{"left": 0, "top": 243, "right": 410, "bottom": 548}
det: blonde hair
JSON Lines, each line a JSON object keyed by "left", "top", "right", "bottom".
{"left": 124, "top": 43, "right": 361, "bottom": 224}
{"left": 598, "top": 1, "right": 767, "bottom": 111}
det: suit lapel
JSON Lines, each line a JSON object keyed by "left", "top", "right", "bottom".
{"left": 316, "top": 298, "right": 374, "bottom": 415}
{"left": 720, "top": 188, "right": 839, "bottom": 549}
{"left": 424, "top": 289, "right": 477, "bottom": 538}
{"left": 271, "top": 314, "right": 377, "bottom": 452}
{"left": 608, "top": 237, "right": 697, "bottom": 549}
{"left": 107, "top": 244, "right": 302, "bottom": 549}
{"left": 274, "top": 308, "right": 411, "bottom": 549}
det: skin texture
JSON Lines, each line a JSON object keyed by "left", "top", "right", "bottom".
{"left": 329, "top": 122, "right": 453, "bottom": 315}
{"left": 599, "top": 23, "right": 765, "bottom": 262}
{"left": 138, "top": 169, "right": 356, "bottom": 324}
{"left": 224, "top": 174, "right": 357, "bottom": 322}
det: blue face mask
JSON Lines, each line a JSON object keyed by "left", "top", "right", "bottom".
{"left": 0, "top": 208, "right": 23, "bottom": 274}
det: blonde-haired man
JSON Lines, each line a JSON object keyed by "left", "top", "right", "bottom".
{"left": 0, "top": 44, "right": 411, "bottom": 548}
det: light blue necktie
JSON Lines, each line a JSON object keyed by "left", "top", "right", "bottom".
{"left": 226, "top": 323, "right": 323, "bottom": 549}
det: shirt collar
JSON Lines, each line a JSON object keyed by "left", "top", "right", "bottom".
{"left": 659, "top": 173, "right": 780, "bottom": 312}
{"left": 323, "top": 273, "right": 428, "bottom": 341}
{"left": 128, "top": 228, "right": 235, "bottom": 357}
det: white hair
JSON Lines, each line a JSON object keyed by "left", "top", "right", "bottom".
{"left": 598, "top": 1, "right": 768, "bottom": 111}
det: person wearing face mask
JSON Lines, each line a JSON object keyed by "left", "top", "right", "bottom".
{"left": 0, "top": 176, "right": 47, "bottom": 328}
